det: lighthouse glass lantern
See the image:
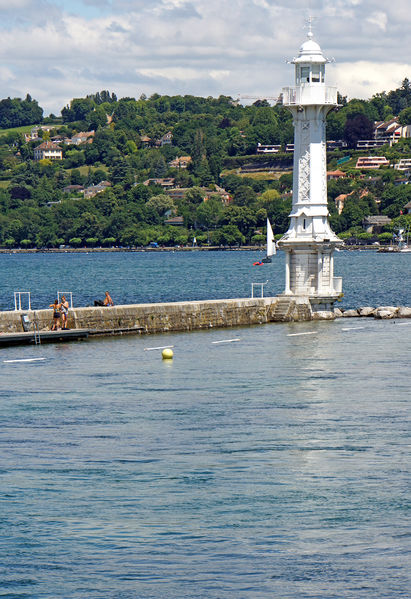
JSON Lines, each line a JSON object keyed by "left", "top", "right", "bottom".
{"left": 277, "top": 29, "right": 343, "bottom": 312}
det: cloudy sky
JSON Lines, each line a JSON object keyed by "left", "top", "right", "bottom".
{"left": 0, "top": 0, "right": 410, "bottom": 115}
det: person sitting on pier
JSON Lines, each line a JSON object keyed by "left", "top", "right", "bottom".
{"left": 94, "top": 291, "right": 114, "bottom": 307}
{"left": 104, "top": 291, "right": 114, "bottom": 306}
{"left": 49, "top": 299, "right": 61, "bottom": 330}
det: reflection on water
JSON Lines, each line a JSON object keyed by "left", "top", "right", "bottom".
{"left": 0, "top": 319, "right": 409, "bottom": 597}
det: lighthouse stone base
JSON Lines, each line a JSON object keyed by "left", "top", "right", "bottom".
{"left": 272, "top": 294, "right": 339, "bottom": 322}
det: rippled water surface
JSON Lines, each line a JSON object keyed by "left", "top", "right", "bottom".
{"left": 0, "top": 250, "right": 410, "bottom": 597}
{"left": 0, "top": 249, "right": 410, "bottom": 310}
{"left": 0, "top": 317, "right": 410, "bottom": 598}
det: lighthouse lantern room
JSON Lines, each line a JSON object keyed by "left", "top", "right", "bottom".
{"left": 277, "top": 27, "right": 343, "bottom": 312}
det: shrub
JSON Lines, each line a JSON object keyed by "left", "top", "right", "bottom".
{"left": 102, "top": 237, "right": 116, "bottom": 247}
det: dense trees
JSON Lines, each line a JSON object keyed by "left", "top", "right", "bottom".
{"left": 0, "top": 95, "right": 43, "bottom": 128}
{"left": 0, "top": 81, "right": 410, "bottom": 248}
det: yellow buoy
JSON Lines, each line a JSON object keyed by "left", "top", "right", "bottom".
{"left": 162, "top": 348, "right": 174, "bottom": 359}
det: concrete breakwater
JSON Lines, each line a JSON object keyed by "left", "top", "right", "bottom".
{"left": 0, "top": 297, "right": 309, "bottom": 336}
{"left": 0, "top": 298, "right": 410, "bottom": 338}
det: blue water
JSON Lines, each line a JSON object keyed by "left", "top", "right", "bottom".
{"left": 0, "top": 249, "right": 410, "bottom": 311}
{"left": 0, "top": 251, "right": 410, "bottom": 598}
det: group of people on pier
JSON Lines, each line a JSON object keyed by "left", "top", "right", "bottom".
{"left": 49, "top": 296, "right": 70, "bottom": 331}
{"left": 49, "top": 291, "right": 114, "bottom": 330}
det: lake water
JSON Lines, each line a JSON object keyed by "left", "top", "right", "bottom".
{"left": 0, "top": 251, "right": 410, "bottom": 598}
{"left": 0, "top": 249, "right": 410, "bottom": 310}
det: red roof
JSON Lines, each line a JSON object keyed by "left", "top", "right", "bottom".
{"left": 35, "top": 141, "right": 61, "bottom": 150}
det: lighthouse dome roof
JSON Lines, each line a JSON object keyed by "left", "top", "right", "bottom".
{"left": 293, "top": 33, "right": 327, "bottom": 64}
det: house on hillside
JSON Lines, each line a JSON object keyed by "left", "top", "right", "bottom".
{"left": 166, "top": 187, "right": 189, "bottom": 201}
{"left": 33, "top": 141, "right": 63, "bottom": 161}
{"left": 326, "top": 140, "right": 347, "bottom": 150}
{"left": 374, "top": 118, "right": 411, "bottom": 143}
{"left": 256, "top": 143, "right": 281, "bottom": 154}
{"left": 140, "top": 135, "right": 152, "bottom": 148}
{"left": 164, "top": 215, "right": 184, "bottom": 226}
{"left": 26, "top": 125, "right": 56, "bottom": 141}
{"left": 143, "top": 178, "right": 175, "bottom": 189}
{"left": 327, "top": 170, "right": 346, "bottom": 180}
{"left": 165, "top": 185, "right": 232, "bottom": 205}
{"left": 394, "top": 159, "right": 411, "bottom": 171}
{"left": 356, "top": 139, "right": 387, "bottom": 150}
{"left": 155, "top": 131, "right": 173, "bottom": 147}
{"left": 357, "top": 119, "right": 411, "bottom": 150}
{"left": 355, "top": 156, "right": 389, "bottom": 169}
{"left": 82, "top": 180, "right": 111, "bottom": 199}
{"left": 362, "top": 215, "right": 391, "bottom": 233}
{"left": 68, "top": 131, "right": 95, "bottom": 145}
{"left": 168, "top": 156, "right": 192, "bottom": 169}
{"left": 335, "top": 193, "right": 349, "bottom": 214}
{"left": 63, "top": 185, "right": 84, "bottom": 194}
{"left": 404, "top": 201, "right": 411, "bottom": 214}
{"left": 334, "top": 189, "right": 370, "bottom": 215}
{"left": 208, "top": 185, "right": 232, "bottom": 206}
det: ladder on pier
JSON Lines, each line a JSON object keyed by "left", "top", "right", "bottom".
{"left": 33, "top": 321, "right": 41, "bottom": 345}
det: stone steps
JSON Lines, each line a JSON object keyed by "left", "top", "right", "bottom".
{"left": 271, "top": 298, "right": 296, "bottom": 321}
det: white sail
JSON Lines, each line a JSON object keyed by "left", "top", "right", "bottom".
{"left": 266, "top": 218, "right": 276, "bottom": 256}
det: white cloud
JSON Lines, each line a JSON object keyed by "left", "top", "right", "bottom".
{"left": 366, "top": 11, "right": 387, "bottom": 32}
{"left": 0, "top": 0, "right": 410, "bottom": 114}
{"left": 331, "top": 61, "right": 411, "bottom": 99}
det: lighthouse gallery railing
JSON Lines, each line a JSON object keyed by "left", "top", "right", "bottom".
{"left": 282, "top": 86, "right": 338, "bottom": 106}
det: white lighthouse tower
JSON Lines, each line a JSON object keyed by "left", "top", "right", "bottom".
{"left": 277, "top": 27, "right": 342, "bottom": 313}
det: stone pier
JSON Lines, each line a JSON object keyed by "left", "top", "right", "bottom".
{"left": 0, "top": 297, "right": 315, "bottom": 336}
{"left": 1, "top": 298, "right": 409, "bottom": 338}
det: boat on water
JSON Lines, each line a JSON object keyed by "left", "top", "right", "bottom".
{"left": 378, "top": 226, "right": 411, "bottom": 253}
{"left": 261, "top": 218, "right": 276, "bottom": 263}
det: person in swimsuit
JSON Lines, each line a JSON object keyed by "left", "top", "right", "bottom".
{"left": 94, "top": 291, "right": 114, "bottom": 307}
{"left": 49, "top": 299, "right": 61, "bottom": 330}
{"left": 60, "top": 295, "right": 69, "bottom": 329}
{"left": 103, "top": 291, "right": 114, "bottom": 306}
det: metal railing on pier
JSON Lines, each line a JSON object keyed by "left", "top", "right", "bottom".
{"left": 14, "top": 291, "right": 31, "bottom": 311}
{"left": 251, "top": 281, "right": 268, "bottom": 298}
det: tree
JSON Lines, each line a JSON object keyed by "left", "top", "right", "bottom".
{"left": 9, "top": 185, "right": 31, "bottom": 201}
{"left": 343, "top": 114, "right": 374, "bottom": 148}
{"left": 212, "top": 224, "right": 245, "bottom": 246}
{"left": 387, "top": 78, "right": 411, "bottom": 114}
{"left": 398, "top": 106, "right": 411, "bottom": 126}
{"left": 62, "top": 98, "right": 95, "bottom": 123}
{"left": 145, "top": 194, "right": 176, "bottom": 217}
{"left": 149, "top": 154, "right": 167, "bottom": 178}
{"left": 221, "top": 205, "right": 257, "bottom": 240}
{"left": 233, "top": 185, "right": 257, "bottom": 207}
{"left": 195, "top": 197, "right": 223, "bottom": 229}
{"left": 0, "top": 95, "right": 43, "bottom": 128}
{"left": 70, "top": 169, "right": 85, "bottom": 186}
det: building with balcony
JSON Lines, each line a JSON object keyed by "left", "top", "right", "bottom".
{"left": 355, "top": 157, "right": 389, "bottom": 169}
{"left": 33, "top": 141, "right": 63, "bottom": 161}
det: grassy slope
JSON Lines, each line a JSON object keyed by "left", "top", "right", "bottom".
{"left": 0, "top": 124, "right": 35, "bottom": 137}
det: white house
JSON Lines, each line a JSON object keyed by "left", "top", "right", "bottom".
{"left": 33, "top": 141, "right": 63, "bottom": 161}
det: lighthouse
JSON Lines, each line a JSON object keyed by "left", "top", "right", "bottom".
{"left": 277, "top": 28, "right": 343, "bottom": 313}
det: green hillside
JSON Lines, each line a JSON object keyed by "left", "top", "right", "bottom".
{"left": 0, "top": 86, "right": 410, "bottom": 249}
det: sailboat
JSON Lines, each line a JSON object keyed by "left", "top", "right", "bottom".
{"left": 262, "top": 218, "right": 276, "bottom": 263}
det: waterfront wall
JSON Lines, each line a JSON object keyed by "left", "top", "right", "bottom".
{"left": 0, "top": 298, "right": 409, "bottom": 337}
{"left": 0, "top": 298, "right": 284, "bottom": 335}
